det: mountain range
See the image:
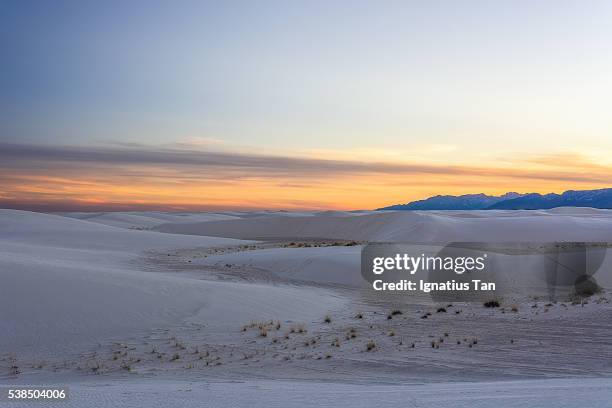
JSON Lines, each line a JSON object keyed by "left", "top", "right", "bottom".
{"left": 378, "top": 188, "right": 612, "bottom": 211}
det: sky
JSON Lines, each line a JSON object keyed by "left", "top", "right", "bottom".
{"left": 2, "top": 0, "right": 612, "bottom": 211}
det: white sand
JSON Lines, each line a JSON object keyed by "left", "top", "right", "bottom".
{"left": 154, "top": 209, "right": 612, "bottom": 241}
{"left": 0, "top": 210, "right": 345, "bottom": 359}
{"left": 2, "top": 208, "right": 612, "bottom": 407}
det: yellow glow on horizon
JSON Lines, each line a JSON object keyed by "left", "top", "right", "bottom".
{"left": 4, "top": 153, "right": 612, "bottom": 211}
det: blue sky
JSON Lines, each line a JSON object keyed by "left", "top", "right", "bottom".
{"left": 2, "top": 1, "right": 612, "bottom": 210}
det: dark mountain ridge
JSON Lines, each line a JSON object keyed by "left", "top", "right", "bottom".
{"left": 378, "top": 188, "right": 612, "bottom": 210}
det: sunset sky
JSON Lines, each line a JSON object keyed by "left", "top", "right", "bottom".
{"left": 2, "top": 0, "right": 612, "bottom": 211}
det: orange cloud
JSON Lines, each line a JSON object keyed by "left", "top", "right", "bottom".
{"left": 1, "top": 143, "right": 611, "bottom": 211}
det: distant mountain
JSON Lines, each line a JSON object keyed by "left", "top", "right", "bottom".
{"left": 378, "top": 188, "right": 612, "bottom": 211}
{"left": 488, "top": 188, "right": 612, "bottom": 210}
{"left": 378, "top": 192, "right": 524, "bottom": 210}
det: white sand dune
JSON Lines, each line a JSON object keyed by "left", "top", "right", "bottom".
{"left": 199, "top": 246, "right": 365, "bottom": 287}
{"left": 3, "top": 208, "right": 612, "bottom": 407}
{"left": 0, "top": 210, "right": 344, "bottom": 359}
{"left": 63, "top": 211, "right": 240, "bottom": 230}
{"left": 154, "top": 209, "right": 612, "bottom": 242}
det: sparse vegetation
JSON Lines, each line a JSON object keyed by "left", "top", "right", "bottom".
{"left": 289, "top": 323, "right": 307, "bottom": 334}
{"left": 346, "top": 329, "right": 357, "bottom": 340}
{"left": 8, "top": 356, "right": 20, "bottom": 376}
{"left": 573, "top": 276, "right": 603, "bottom": 298}
{"left": 484, "top": 300, "right": 501, "bottom": 308}
{"left": 366, "top": 340, "right": 376, "bottom": 351}
{"left": 387, "top": 309, "right": 403, "bottom": 319}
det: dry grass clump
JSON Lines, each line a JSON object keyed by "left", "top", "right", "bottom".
{"left": 324, "top": 315, "right": 332, "bottom": 323}
{"left": 242, "top": 320, "right": 282, "bottom": 334}
{"left": 366, "top": 340, "right": 376, "bottom": 351}
{"left": 345, "top": 328, "right": 357, "bottom": 340}
{"left": 8, "top": 356, "right": 20, "bottom": 376}
{"left": 388, "top": 309, "right": 403, "bottom": 319}
{"left": 289, "top": 323, "right": 307, "bottom": 334}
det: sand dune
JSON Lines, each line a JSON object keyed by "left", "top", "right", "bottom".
{"left": 197, "top": 245, "right": 365, "bottom": 287}
{"left": 0, "top": 210, "right": 344, "bottom": 359}
{"left": 63, "top": 211, "right": 240, "bottom": 230}
{"left": 2, "top": 208, "right": 612, "bottom": 406}
{"left": 154, "top": 209, "right": 612, "bottom": 242}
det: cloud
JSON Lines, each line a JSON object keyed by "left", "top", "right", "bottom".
{"left": 1, "top": 142, "right": 612, "bottom": 211}
{"left": 1, "top": 142, "right": 611, "bottom": 182}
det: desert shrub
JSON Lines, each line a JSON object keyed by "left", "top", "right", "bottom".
{"left": 573, "top": 276, "right": 603, "bottom": 298}
{"left": 483, "top": 300, "right": 500, "bottom": 308}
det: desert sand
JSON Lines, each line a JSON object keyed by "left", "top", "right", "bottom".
{"left": 2, "top": 208, "right": 612, "bottom": 406}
